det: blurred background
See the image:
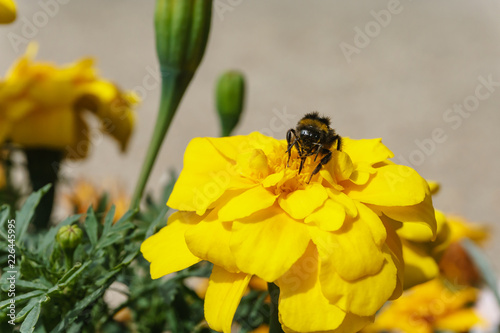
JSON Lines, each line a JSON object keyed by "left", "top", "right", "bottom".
{"left": 0, "top": 0, "right": 499, "bottom": 273}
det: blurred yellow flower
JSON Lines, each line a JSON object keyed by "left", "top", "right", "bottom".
{"left": 0, "top": 43, "right": 138, "bottom": 159}
{"left": 0, "top": 0, "right": 16, "bottom": 24}
{"left": 363, "top": 278, "right": 482, "bottom": 333}
{"left": 250, "top": 324, "right": 269, "bottom": 333}
{"left": 142, "top": 132, "right": 437, "bottom": 333}
{"left": 398, "top": 209, "right": 451, "bottom": 289}
{"left": 438, "top": 215, "right": 489, "bottom": 286}
{"left": 62, "top": 178, "right": 129, "bottom": 223}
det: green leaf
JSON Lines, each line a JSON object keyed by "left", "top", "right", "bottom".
{"left": 10, "top": 280, "right": 49, "bottom": 291}
{"left": 461, "top": 239, "right": 500, "bottom": 306}
{"left": 84, "top": 207, "right": 98, "bottom": 248}
{"left": 146, "top": 206, "right": 168, "bottom": 239}
{"left": 53, "top": 261, "right": 91, "bottom": 289}
{"left": 109, "top": 221, "right": 135, "bottom": 234}
{"left": 113, "top": 209, "right": 137, "bottom": 226}
{"left": 97, "top": 233, "right": 123, "bottom": 249}
{"left": 19, "top": 299, "right": 41, "bottom": 333}
{"left": 16, "top": 297, "right": 41, "bottom": 322}
{"left": 0, "top": 290, "right": 45, "bottom": 309}
{"left": 0, "top": 204, "right": 11, "bottom": 240}
{"left": 16, "top": 184, "right": 51, "bottom": 240}
{"left": 50, "top": 287, "right": 105, "bottom": 333}
{"left": 102, "top": 205, "right": 116, "bottom": 237}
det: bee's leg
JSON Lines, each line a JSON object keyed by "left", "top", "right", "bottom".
{"left": 336, "top": 135, "right": 342, "bottom": 151}
{"left": 313, "top": 144, "right": 322, "bottom": 161}
{"left": 307, "top": 149, "right": 332, "bottom": 184}
{"left": 299, "top": 157, "right": 306, "bottom": 174}
{"left": 286, "top": 129, "right": 297, "bottom": 167}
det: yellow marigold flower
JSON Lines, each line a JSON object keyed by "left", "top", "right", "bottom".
{"left": 0, "top": 43, "right": 138, "bottom": 159}
{"left": 362, "top": 278, "right": 482, "bottom": 333}
{"left": 0, "top": 0, "right": 16, "bottom": 24}
{"left": 141, "top": 132, "right": 436, "bottom": 333}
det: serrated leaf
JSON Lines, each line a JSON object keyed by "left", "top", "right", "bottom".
{"left": 110, "top": 221, "right": 135, "bottom": 234}
{"left": 461, "top": 238, "right": 500, "bottom": 306}
{"left": 10, "top": 280, "right": 49, "bottom": 291}
{"left": 97, "top": 233, "right": 122, "bottom": 249}
{"left": 16, "top": 184, "right": 51, "bottom": 240}
{"left": 0, "top": 290, "right": 45, "bottom": 309}
{"left": 0, "top": 205, "right": 11, "bottom": 240}
{"left": 50, "top": 287, "right": 105, "bottom": 333}
{"left": 16, "top": 297, "right": 40, "bottom": 322}
{"left": 84, "top": 207, "right": 98, "bottom": 248}
{"left": 54, "top": 261, "right": 91, "bottom": 289}
{"left": 19, "top": 299, "right": 41, "bottom": 333}
{"left": 102, "top": 205, "right": 115, "bottom": 237}
{"left": 95, "top": 193, "right": 109, "bottom": 217}
{"left": 66, "top": 322, "right": 83, "bottom": 333}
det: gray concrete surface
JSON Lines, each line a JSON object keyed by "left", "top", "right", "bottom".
{"left": 1, "top": 1, "right": 499, "bottom": 273}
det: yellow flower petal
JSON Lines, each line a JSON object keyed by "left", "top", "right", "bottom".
{"left": 310, "top": 202, "right": 386, "bottom": 282}
{"left": 218, "top": 185, "right": 277, "bottom": 221}
{"left": 401, "top": 239, "right": 439, "bottom": 289}
{"left": 345, "top": 165, "right": 428, "bottom": 206}
{"left": 77, "top": 81, "right": 137, "bottom": 152}
{"left": 278, "top": 183, "right": 327, "bottom": 219}
{"left": 378, "top": 194, "right": 437, "bottom": 241}
{"left": 0, "top": 0, "right": 16, "bottom": 24}
{"left": 326, "top": 187, "right": 358, "bottom": 218}
{"left": 184, "top": 211, "right": 239, "bottom": 273}
{"left": 231, "top": 208, "right": 310, "bottom": 282}
{"left": 304, "top": 198, "right": 346, "bottom": 231}
{"left": 140, "top": 211, "right": 202, "bottom": 279}
{"left": 320, "top": 248, "right": 397, "bottom": 316}
{"left": 278, "top": 243, "right": 373, "bottom": 333}
{"left": 342, "top": 138, "right": 394, "bottom": 166}
{"left": 204, "top": 265, "right": 251, "bottom": 333}
{"left": 435, "top": 309, "right": 482, "bottom": 332}
{"left": 167, "top": 137, "right": 252, "bottom": 214}
{"left": 10, "top": 107, "right": 77, "bottom": 149}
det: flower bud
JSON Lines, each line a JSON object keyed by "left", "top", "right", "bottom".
{"left": 216, "top": 70, "right": 245, "bottom": 136}
{"left": 56, "top": 225, "right": 83, "bottom": 250}
{"left": 154, "top": 0, "right": 212, "bottom": 74}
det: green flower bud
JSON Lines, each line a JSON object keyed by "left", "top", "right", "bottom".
{"left": 56, "top": 225, "right": 83, "bottom": 250}
{"left": 155, "top": 0, "right": 212, "bottom": 74}
{"left": 130, "top": 0, "right": 213, "bottom": 208}
{"left": 216, "top": 70, "right": 246, "bottom": 136}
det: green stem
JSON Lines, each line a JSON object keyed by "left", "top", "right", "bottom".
{"left": 24, "top": 148, "right": 63, "bottom": 231}
{"left": 268, "top": 283, "right": 285, "bottom": 333}
{"left": 130, "top": 71, "right": 192, "bottom": 209}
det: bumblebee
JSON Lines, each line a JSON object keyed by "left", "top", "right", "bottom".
{"left": 286, "top": 112, "right": 342, "bottom": 183}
